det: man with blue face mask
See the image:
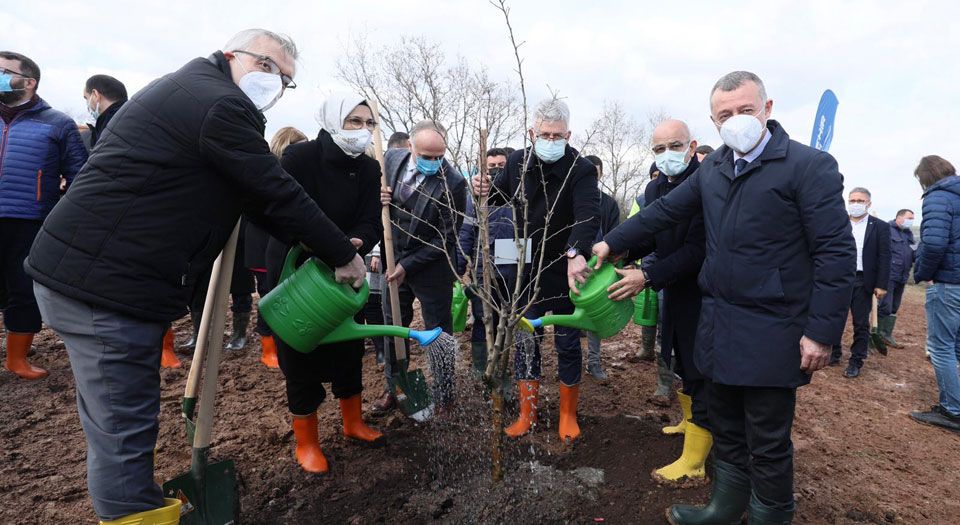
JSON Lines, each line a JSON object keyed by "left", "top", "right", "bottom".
{"left": 25, "top": 29, "right": 368, "bottom": 524}
{"left": 594, "top": 71, "right": 855, "bottom": 523}
{"left": 603, "top": 119, "right": 712, "bottom": 487}
{"left": 0, "top": 51, "right": 87, "bottom": 381}
{"left": 878, "top": 208, "right": 915, "bottom": 348}
{"left": 829, "top": 187, "right": 890, "bottom": 377}
{"left": 373, "top": 120, "right": 467, "bottom": 415}
{"left": 471, "top": 98, "right": 601, "bottom": 443}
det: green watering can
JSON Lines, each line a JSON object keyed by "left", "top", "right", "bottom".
{"left": 451, "top": 282, "right": 469, "bottom": 333}
{"left": 518, "top": 256, "right": 633, "bottom": 339}
{"left": 260, "top": 246, "right": 442, "bottom": 353}
{"left": 634, "top": 287, "right": 659, "bottom": 326}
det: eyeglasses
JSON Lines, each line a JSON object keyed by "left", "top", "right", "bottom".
{"left": 0, "top": 67, "right": 33, "bottom": 79}
{"left": 231, "top": 50, "right": 296, "bottom": 89}
{"left": 536, "top": 132, "right": 567, "bottom": 141}
{"left": 651, "top": 141, "right": 689, "bottom": 155}
{"left": 343, "top": 116, "right": 377, "bottom": 130}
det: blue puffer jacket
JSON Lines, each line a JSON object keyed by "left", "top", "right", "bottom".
{"left": 0, "top": 97, "right": 87, "bottom": 220}
{"left": 915, "top": 175, "right": 960, "bottom": 284}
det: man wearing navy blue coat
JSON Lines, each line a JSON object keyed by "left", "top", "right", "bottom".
{"left": 829, "top": 187, "right": 890, "bottom": 378}
{"left": 594, "top": 71, "right": 855, "bottom": 524}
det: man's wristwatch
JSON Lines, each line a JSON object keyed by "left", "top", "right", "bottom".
{"left": 565, "top": 247, "right": 580, "bottom": 259}
{"left": 641, "top": 269, "right": 652, "bottom": 288}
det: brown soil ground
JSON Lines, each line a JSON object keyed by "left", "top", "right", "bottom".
{"left": 2, "top": 284, "right": 958, "bottom": 523}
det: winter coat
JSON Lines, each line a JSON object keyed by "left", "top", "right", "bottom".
{"left": 26, "top": 52, "right": 357, "bottom": 322}
{"left": 598, "top": 191, "right": 621, "bottom": 237}
{"left": 457, "top": 195, "right": 517, "bottom": 279}
{"left": 915, "top": 175, "right": 960, "bottom": 284}
{"left": 88, "top": 100, "right": 125, "bottom": 149}
{"left": 489, "top": 146, "right": 601, "bottom": 299}
{"left": 605, "top": 120, "right": 855, "bottom": 388}
{"left": 382, "top": 148, "right": 467, "bottom": 282}
{"left": 856, "top": 214, "right": 891, "bottom": 292}
{"left": 610, "top": 156, "right": 705, "bottom": 376}
{"left": 0, "top": 97, "right": 87, "bottom": 220}
{"left": 887, "top": 219, "right": 915, "bottom": 284}
{"left": 264, "top": 130, "right": 383, "bottom": 289}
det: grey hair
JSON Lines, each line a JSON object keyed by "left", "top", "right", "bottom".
{"left": 710, "top": 71, "right": 767, "bottom": 104}
{"left": 409, "top": 120, "right": 447, "bottom": 146}
{"left": 534, "top": 98, "right": 570, "bottom": 127}
{"left": 222, "top": 28, "right": 299, "bottom": 61}
{"left": 849, "top": 187, "right": 872, "bottom": 199}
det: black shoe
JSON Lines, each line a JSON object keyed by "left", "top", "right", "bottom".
{"left": 843, "top": 364, "right": 861, "bottom": 378}
{"left": 911, "top": 407, "right": 960, "bottom": 432}
{"left": 370, "top": 390, "right": 396, "bottom": 416}
{"left": 828, "top": 356, "right": 841, "bottom": 366}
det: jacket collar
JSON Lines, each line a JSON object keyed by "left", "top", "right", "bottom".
{"left": 94, "top": 100, "right": 124, "bottom": 130}
{"left": 710, "top": 119, "right": 790, "bottom": 181}
{"left": 922, "top": 175, "right": 960, "bottom": 198}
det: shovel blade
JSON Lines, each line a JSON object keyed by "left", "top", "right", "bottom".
{"left": 394, "top": 366, "right": 432, "bottom": 419}
{"left": 163, "top": 459, "right": 237, "bottom": 525}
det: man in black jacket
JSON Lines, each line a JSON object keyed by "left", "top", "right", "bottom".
{"left": 829, "top": 187, "right": 891, "bottom": 377}
{"left": 473, "top": 98, "right": 600, "bottom": 443}
{"left": 82, "top": 74, "right": 127, "bottom": 149}
{"left": 595, "top": 71, "right": 855, "bottom": 523}
{"left": 584, "top": 155, "right": 620, "bottom": 380}
{"left": 26, "top": 29, "right": 367, "bottom": 523}
{"left": 373, "top": 120, "right": 467, "bottom": 414}
{"left": 605, "top": 119, "right": 710, "bottom": 486}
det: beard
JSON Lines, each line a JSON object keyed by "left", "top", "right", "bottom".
{"left": 0, "top": 79, "right": 28, "bottom": 106}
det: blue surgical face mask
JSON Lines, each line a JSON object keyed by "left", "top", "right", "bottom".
{"left": 416, "top": 156, "right": 443, "bottom": 176}
{"left": 901, "top": 218, "right": 914, "bottom": 229}
{"left": 0, "top": 73, "right": 14, "bottom": 93}
{"left": 534, "top": 138, "right": 566, "bottom": 163}
{"left": 654, "top": 149, "right": 690, "bottom": 177}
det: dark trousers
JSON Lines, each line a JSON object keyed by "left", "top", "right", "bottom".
{"left": 381, "top": 268, "right": 454, "bottom": 404}
{"left": 831, "top": 274, "right": 871, "bottom": 366}
{"left": 516, "top": 295, "right": 583, "bottom": 386}
{"left": 363, "top": 291, "right": 385, "bottom": 356}
{"left": 709, "top": 381, "right": 797, "bottom": 511}
{"left": 684, "top": 376, "right": 709, "bottom": 430}
{"left": 669, "top": 328, "right": 709, "bottom": 429}
{"left": 878, "top": 280, "right": 906, "bottom": 317}
{"left": 252, "top": 269, "right": 272, "bottom": 336}
{"left": 276, "top": 323, "right": 364, "bottom": 415}
{"left": 0, "top": 218, "right": 42, "bottom": 333}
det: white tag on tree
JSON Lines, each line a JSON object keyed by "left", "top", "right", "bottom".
{"left": 494, "top": 238, "right": 532, "bottom": 265}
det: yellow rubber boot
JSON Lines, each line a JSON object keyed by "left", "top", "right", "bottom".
{"left": 505, "top": 380, "right": 539, "bottom": 437}
{"left": 99, "top": 498, "right": 181, "bottom": 524}
{"left": 651, "top": 421, "right": 712, "bottom": 486}
{"left": 558, "top": 383, "right": 581, "bottom": 442}
{"left": 662, "top": 390, "right": 691, "bottom": 435}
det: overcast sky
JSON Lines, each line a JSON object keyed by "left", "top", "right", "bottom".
{"left": 5, "top": 0, "right": 957, "bottom": 220}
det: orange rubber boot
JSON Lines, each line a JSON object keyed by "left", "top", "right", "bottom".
{"left": 505, "top": 380, "right": 539, "bottom": 437}
{"left": 558, "top": 383, "right": 581, "bottom": 442}
{"left": 260, "top": 335, "right": 279, "bottom": 369}
{"left": 340, "top": 394, "right": 383, "bottom": 442}
{"left": 291, "top": 413, "right": 328, "bottom": 473}
{"left": 5, "top": 332, "right": 48, "bottom": 380}
{"left": 160, "top": 329, "right": 181, "bottom": 368}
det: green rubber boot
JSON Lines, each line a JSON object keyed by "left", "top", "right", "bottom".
{"left": 880, "top": 315, "right": 903, "bottom": 349}
{"left": 665, "top": 460, "right": 751, "bottom": 525}
{"left": 746, "top": 493, "right": 795, "bottom": 524}
{"left": 471, "top": 342, "right": 488, "bottom": 379}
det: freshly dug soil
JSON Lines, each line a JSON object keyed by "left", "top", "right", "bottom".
{"left": 1, "top": 284, "right": 957, "bottom": 523}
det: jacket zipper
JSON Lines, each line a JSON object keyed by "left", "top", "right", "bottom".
{"left": 36, "top": 169, "right": 42, "bottom": 201}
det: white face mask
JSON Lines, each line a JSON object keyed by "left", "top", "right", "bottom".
{"left": 236, "top": 59, "right": 284, "bottom": 112}
{"left": 719, "top": 113, "right": 764, "bottom": 155}
{"left": 847, "top": 202, "right": 868, "bottom": 217}
{"left": 332, "top": 128, "right": 372, "bottom": 157}
{"left": 901, "top": 218, "right": 914, "bottom": 229}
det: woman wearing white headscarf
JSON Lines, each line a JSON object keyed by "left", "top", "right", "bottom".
{"left": 265, "top": 93, "right": 384, "bottom": 473}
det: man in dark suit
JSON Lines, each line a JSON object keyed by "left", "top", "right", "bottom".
{"left": 830, "top": 187, "right": 890, "bottom": 377}
{"left": 372, "top": 120, "right": 467, "bottom": 414}
{"left": 594, "top": 71, "right": 855, "bottom": 523}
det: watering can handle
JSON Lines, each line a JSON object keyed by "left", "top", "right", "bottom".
{"left": 280, "top": 245, "right": 305, "bottom": 284}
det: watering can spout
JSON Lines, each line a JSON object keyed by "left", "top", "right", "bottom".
{"left": 409, "top": 327, "right": 443, "bottom": 346}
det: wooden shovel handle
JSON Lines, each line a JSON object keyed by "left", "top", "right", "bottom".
{"left": 193, "top": 221, "right": 241, "bottom": 449}
{"left": 369, "top": 101, "right": 409, "bottom": 360}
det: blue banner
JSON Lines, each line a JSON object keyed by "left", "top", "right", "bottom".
{"left": 810, "top": 89, "right": 839, "bottom": 152}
